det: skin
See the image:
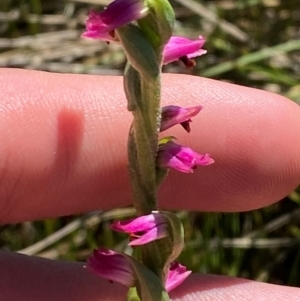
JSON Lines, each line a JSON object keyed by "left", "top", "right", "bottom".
{"left": 0, "top": 68, "right": 300, "bottom": 300}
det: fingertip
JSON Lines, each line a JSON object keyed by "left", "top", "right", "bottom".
{"left": 159, "top": 75, "right": 300, "bottom": 211}
{"left": 170, "top": 274, "right": 300, "bottom": 301}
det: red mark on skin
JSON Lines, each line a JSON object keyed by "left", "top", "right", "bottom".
{"left": 55, "top": 108, "right": 84, "bottom": 176}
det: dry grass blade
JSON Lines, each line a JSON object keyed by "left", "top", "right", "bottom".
{"left": 18, "top": 208, "right": 135, "bottom": 256}
{"left": 217, "top": 237, "right": 300, "bottom": 249}
{"left": 173, "top": 0, "right": 249, "bottom": 42}
{"left": 0, "top": 11, "right": 68, "bottom": 25}
{"left": 68, "top": 0, "right": 110, "bottom": 5}
{"left": 244, "top": 207, "right": 300, "bottom": 239}
{"left": 0, "top": 30, "right": 80, "bottom": 48}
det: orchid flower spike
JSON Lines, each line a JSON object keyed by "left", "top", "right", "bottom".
{"left": 81, "top": 0, "right": 148, "bottom": 41}
{"left": 163, "top": 35, "right": 207, "bottom": 67}
{"left": 157, "top": 140, "right": 214, "bottom": 173}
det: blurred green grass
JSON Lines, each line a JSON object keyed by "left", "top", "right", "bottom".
{"left": 1, "top": 0, "right": 300, "bottom": 287}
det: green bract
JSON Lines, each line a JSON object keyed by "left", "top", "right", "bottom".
{"left": 116, "top": 25, "right": 160, "bottom": 80}
{"left": 138, "top": 0, "right": 175, "bottom": 53}
{"left": 124, "top": 254, "right": 170, "bottom": 301}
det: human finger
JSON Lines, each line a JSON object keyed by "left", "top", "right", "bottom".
{"left": 0, "top": 68, "right": 299, "bottom": 223}
{"left": 1, "top": 252, "right": 299, "bottom": 301}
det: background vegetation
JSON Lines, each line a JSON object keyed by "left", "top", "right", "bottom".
{"left": 1, "top": 0, "right": 300, "bottom": 287}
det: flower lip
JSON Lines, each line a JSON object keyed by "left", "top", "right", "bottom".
{"left": 81, "top": 0, "right": 148, "bottom": 41}
{"left": 163, "top": 35, "right": 207, "bottom": 66}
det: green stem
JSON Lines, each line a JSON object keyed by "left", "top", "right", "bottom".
{"left": 125, "top": 64, "right": 160, "bottom": 214}
{"left": 121, "top": 39, "right": 164, "bottom": 278}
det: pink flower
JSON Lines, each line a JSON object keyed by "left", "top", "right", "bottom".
{"left": 163, "top": 35, "right": 207, "bottom": 67}
{"left": 111, "top": 212, "right": 168, "bottom": 246}
{"left": 160, "top": 105, "right": 203, "bottom": 132}
{"left": 87, "top": 248, "right": 135, "bottom": 287}
{"left": 81, "top": 0, "right": 147, "bottom": 41}
{"left": 157, "top": 140, "right": 214, "bottom": 173}
{"left": 165, "top": 262, "right": 191, "bottom": 292}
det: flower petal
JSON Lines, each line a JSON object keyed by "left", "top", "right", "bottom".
{"left": 165, "top": 262, "right": 192, "bottom": 292}
{"left": 111, "top": 213, "right": 168, "bottom": 246}
{"left": 157, "top": 141, "right": 214, "bottom": 173}
{"left": 87, "top": 248, "right": 135, "bottom": 287}
{"left": 81, "top": 0, "right": 147, "bottom": 41}
{"left": 129, "top": 224, "right": 168, "bottom": 246}
{"left": 160, "top": 105, "right": 203, "bottom": 132}
{"left": 111, "top": 213, "right": 160, "bottom": 233}
{"left": 163, "top": 35, "right": 206, "bottom": 65}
